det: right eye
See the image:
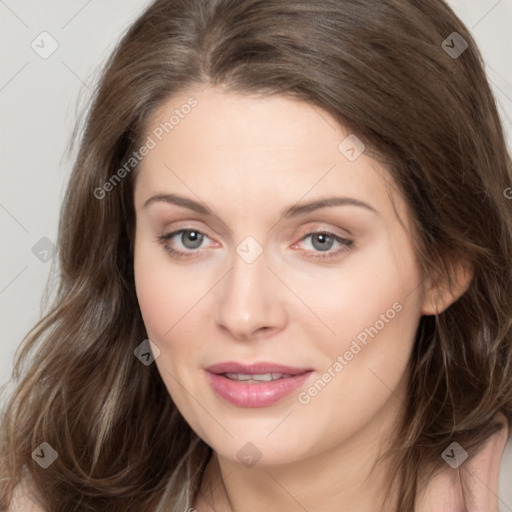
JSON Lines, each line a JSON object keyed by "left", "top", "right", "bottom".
{"left": 156, "top": 228, "right": 213, "bottom": 259}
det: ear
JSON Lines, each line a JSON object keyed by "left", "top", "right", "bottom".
{"left": 421, "top": 259, "right": 473, "bottom": 316}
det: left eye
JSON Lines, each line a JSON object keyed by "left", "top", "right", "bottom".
{"left": 294, "top": 231, "right": 353, "bottom": 259}
{"left": 157, "top": 229, "right": 353, "bottom": 260}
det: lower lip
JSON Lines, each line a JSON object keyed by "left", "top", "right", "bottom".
{"left": 206, "top": 371, "right": 313, "bottom": 408}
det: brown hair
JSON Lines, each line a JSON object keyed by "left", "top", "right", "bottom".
{"left": 1, "top": 0, "right": 511, "bottom": 510}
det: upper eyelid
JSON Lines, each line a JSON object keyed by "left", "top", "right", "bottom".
{"left": 161, "top": 220, "right": 352, "bottom": 240}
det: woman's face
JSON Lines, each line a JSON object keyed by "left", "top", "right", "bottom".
{"left": 133, "top": 84, "right": 429, "bottom": 467}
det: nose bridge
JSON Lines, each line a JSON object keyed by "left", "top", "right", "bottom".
{"left": 214, "top": 238, "right": 287, "bottom": 339}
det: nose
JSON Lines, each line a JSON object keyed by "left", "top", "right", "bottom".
{"left": 214, "top": 246, "right": 288, "bottom": 341}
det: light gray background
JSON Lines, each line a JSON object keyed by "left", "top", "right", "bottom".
{"left": 1, "top": 0, "right": 512, "bottom": 505}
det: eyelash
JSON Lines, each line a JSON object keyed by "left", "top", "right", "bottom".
{"left": 156, "top": 228, "right": 353, "bottom": 261}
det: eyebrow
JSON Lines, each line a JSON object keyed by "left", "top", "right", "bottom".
{"left": 142, "top": 193, "right": 378, "bottom": 217}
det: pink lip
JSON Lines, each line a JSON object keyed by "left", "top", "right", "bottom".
{"left": 205, "top": 361, "right": 313, "bottom": 375}
{"left": 205, "top": 361, "right": 314, "bottom": 408}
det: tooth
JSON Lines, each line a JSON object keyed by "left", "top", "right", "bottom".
{"left": 251, "top": 374, "right": 273, "bottom": 381}
{"left": 224, "top": 373, "right": 251, "bottom": 380}
{"left": 223, "top": 372, "right": 293, "bottom": 382}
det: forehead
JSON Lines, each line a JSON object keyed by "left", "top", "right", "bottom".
{"left": 134, "top": 85, "right": 407, "bottom": 227}
{"left": 140, "top": 85, "right": 350, "bottom": 167}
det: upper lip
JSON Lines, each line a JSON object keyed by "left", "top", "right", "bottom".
{"left": 205, "top": 361, "right": 313, "bottom": 375}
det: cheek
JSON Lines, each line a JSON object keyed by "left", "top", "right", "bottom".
{"left": 134, "top": 236, "right": 181, "bottom": 342}
{"left": 133, "top": 236, "right": 215, "bottom": 378}
{"left": 133, "top": 227, "right": 198, "bottom": 328}
{"left": 299, "top": 236, "right": 423, "bottom": 414}
{"left": 294, "top": 271, "right": 421, "bottom": 449}
{"left": 292, "top": 234, "right": 422, "bottom": 343}
{"left": 134, "top": 239, "right": 211, "bottom": 437}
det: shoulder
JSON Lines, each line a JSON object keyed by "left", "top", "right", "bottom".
{"left": 417, "top": 417, "right": 510, "bottom": 512}
{"left": 6, "top": 480, "right": 46, "bottom": 512}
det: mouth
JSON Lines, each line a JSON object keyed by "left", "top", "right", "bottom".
{"left": 205, "top": 361, "right": 314, "bottom": 408}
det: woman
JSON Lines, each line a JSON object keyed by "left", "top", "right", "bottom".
{"left": 1, "top": 0, "right": 511, "bottom": 510}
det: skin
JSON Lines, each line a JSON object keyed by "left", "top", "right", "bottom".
{"left": 133, "top": 84, "right": 479, "bottom": 511}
